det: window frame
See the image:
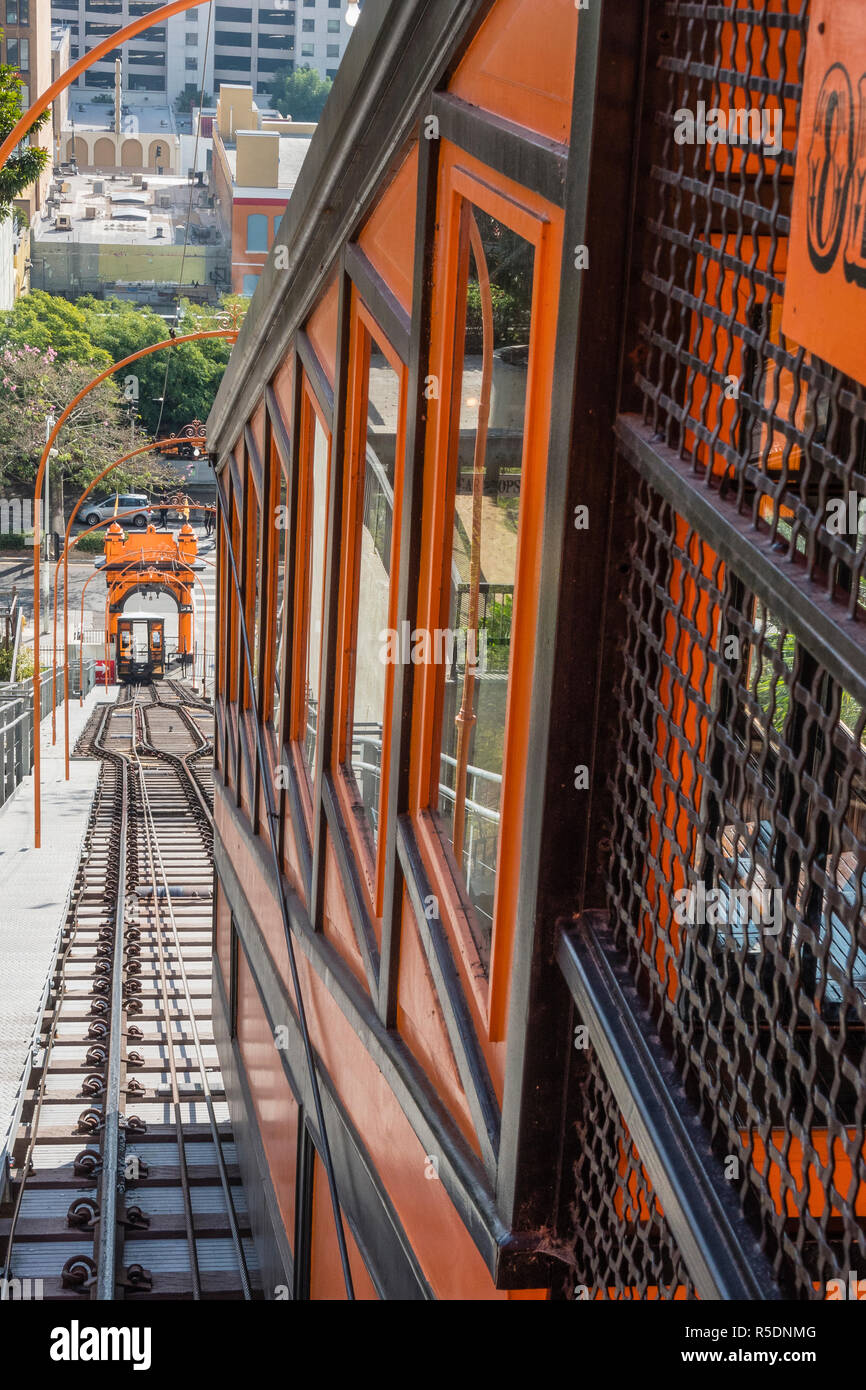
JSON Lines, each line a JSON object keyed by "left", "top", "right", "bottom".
{"left": 331, "top": 294, "right": 408, "bottom": 919}
{"left": 289, "top": 376, "right": 332, "bottom": 830}
{"left": 408, "top": 144, "right": 561, "bottom": 1038}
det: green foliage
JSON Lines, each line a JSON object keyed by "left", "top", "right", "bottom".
{"left": 265, "top": 64, "right": 332, "bottom": 121}
{"left": 0, "top": 642, "right": 33, "bottom": 681}
{"left": 72, "top": 531, "right": 109, "bottom": 553}
{"left": 0, "top": 530, "right": 28, "bottom": 549}
{"left": 175, "top": 83, "right": 212, "bottom": 115}
{"left": 0, "top": 55, "right": 49, "bottom": 222}
{"left": 74, "top": 294, "right": 245, "bottom": 436}
{"left": 0, "top": 291, "right": 111, "bottom": 365}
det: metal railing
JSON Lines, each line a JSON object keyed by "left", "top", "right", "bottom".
{"left": 0, "top": 660, "right": 95, "bottom": 808}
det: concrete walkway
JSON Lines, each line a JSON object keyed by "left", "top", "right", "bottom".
{"left": 0, "top": 685, "right": 116, "bottom": 1149}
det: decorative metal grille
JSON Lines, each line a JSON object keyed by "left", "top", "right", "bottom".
{"left": 568, "top": 1036, "right": 698, "bottom": 1301}
{"left": 584, "top": 1, "right": 866, "bottom": 1299}
{"left": 640, "top": 0, "right": 866, "bottom": 619}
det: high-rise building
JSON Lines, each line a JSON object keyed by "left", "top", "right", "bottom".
{"left": 50, "top": 1, "right": 353, "bottom": 109}
{"left": 2, "top": 0, "right": 54, "bottom": 219}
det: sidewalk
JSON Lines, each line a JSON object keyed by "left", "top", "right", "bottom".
{"left": 0, "top": 685, "right": 115, "bottom": 1145}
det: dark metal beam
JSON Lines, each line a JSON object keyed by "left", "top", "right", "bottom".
{"left": 557, "top": 912, "right": 782, "bottom": 1302}
{"left": 616, "top": 414, "right": 866, "bottom": 710}
{"left": 344, "top": 241, "right": 412, "bottom": 364}
{"left": 432, "top": 92, "right": 567, "bottom": 208}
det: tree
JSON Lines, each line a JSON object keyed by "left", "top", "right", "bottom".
{"left": 0, "top": 346, "right": 167, "bottom": 516}
{"left": 265, "top": 65, "right": 332, "bottom": 122}
{"left": 175, "top": 83, "right": 212, "bottom": 116}
{"left": 0, "top": 291, "right": 112, "bottom": 365}
{"left": 76, "top": 293, "right": 247, "bottom": 436}
{"left": 0, "top": 47, "right": 49, "bottom": 221}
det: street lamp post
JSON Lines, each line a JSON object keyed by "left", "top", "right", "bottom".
{"left": 29, "top": 333, "right": 233, "bottom": 846}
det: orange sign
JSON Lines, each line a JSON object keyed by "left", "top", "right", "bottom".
{"left": 783, "top": 0, "right": 866, "bottom": 384}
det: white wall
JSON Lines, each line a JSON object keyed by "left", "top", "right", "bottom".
{"left": 0, "top": 219, "right": 15, "bottom": 311}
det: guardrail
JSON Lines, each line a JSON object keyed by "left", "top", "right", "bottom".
{"left": 0, "top": 660, "right": 96, "bottom": 808}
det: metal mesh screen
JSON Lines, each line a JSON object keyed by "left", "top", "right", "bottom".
{"left": 568, "top": 1036, "right": 698, "bottom": 1301}
{"left": 640, "top": 0, "right": 866, "bottom": 620}
{"left": 606, "top": 474, "right": 866, "bottom": 1297}
{"left": 575, "top": 0, "right": 866, "bottom": 1300}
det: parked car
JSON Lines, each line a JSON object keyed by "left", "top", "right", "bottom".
{"left": 81, "top": 493, "right": 153, "bottom": 530}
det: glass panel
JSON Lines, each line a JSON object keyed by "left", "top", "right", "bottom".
{"left": 302, "top": 413, "right": 329, "bottom": 775}
{"left": 435, "top": 205, "right": 534, "bottom": 957}
{"left": 246, "top": 214, "right": 269, "bottom": 253}
{"left": 272, "top": 457, "right": 287, "bottom": 735}
{"left": 346, "top": 344, "right": 400, "bottom": 852}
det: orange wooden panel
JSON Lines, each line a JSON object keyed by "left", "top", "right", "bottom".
{"left": 448, "top": 0, "right": 578, "bottom": 144}
{"left": 357, "top": 145, "right": 419, "bottom": 316}
{"left": 321, "top": 837, "right": 370, "bottom": 992}
{"left": 249, "top": 398, "right": 266, "bottom": 463}
{"left": 214, "top": 885, "right": 232, "bottom": 994}
{"left": 310, "top": 1156, "right": 379, "bottom": 1300}
{"left": 395, "top": 890, "right": 480, "bottom": 1155}
{"left": 305, "top": 273, "right": 340, "bottom": 384}
{"left": 235, "top": 947, "right": 299, "bottom": 1256}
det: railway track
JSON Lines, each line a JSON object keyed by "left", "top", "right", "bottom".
{"left": 0, "top": 682, "right": 255, "bottom": 1300}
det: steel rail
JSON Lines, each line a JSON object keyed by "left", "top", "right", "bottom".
{"left": 92, "top": 707, "right": 130, "bottom": 1300}
{"left": 129, "top": 690, "right": 202, "bottom": 1298}
{"left": 0, "top": 706, "right": 115, "bottom": 1288}
{"left": 129, "top": 691, "right": 252, "bottom": 1300}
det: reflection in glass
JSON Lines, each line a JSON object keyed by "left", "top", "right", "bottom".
{"left": 272, "top": 460, "right": 287, "bottom": 735}
{"left": 347, "top": 349, "right": 400, "bottom": 852}
{"left": 435, "top": 206, "right": 534, "bottom": 960}
{"left": 302, "top": 416, "right": 329, "bottom": 775}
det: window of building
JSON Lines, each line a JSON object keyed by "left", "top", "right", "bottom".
{"left": 18, "top": 82, "right": 28, "bottom": 106}
{"left": 186, "top": 30, "right": 198, "bottom": 45}
{"left": 292, "top": 388, "right": 330, "bottom": 787}
{"left": 85, "top": 71, "right": 115, "bottom": 87}
{"left": 216, "top": 28, "right": 252, "bottom": 46}
{"left": 246, "top": 213, "right": 269, "bottom": 253}
{"left": 215, "top": 54, "right": 252, "bottom": 71}
{"left": 85, "top": 0, "right": 121, "bottom": 10}
{"left": 5, "top": 0, "right": 28, "bottom": 20}
{"left": 327, "top": 18, "right": 340, "bottom": 32}
{"left": 258, "top": 56, "right": 294, "bottom": 71}
{"left": 411, "top": 150, "right": 562, "bottom": 1020}
{"left": 301, "top": 43, "right": 314, "bottom": 57}
{"left": 326, "top": 68, "right": 338, "bottom": 79}
{"left": 185, "top": 56, "right": 198, "bottom": 70}
{"left": 426, "top": 206, "right": 533, "bottom": 957}
{"left": 326, "top": 44, "right": 339, "bottom": 57}
{"left": 129, "top": 48, "right": 165, "bottom": 64}
{"left": 215, "top": 4, "right": 251, "bottom": 20}
{"left": 6, "top": 37, "right": 28, "bottom": 69}
{"left": 127, "top": 72, "right": 165, "bottom": 91}
{"left": 334, "top": 306, "right": 406, "bottom": 898}
{"left": 258, "top": 32, "right": 293, "bottom": 49}
{"left": 269, "top": 441, "right": 289, "bottom": 743}
{"left": 241, "top": 273, "right": 260, "bottom": 297}
{"left": 260, "top": 8, "right": 294, "bottom": 22}
{"left": 84, "top": 21, "right": 116, "bottom": 35}
{"left": 302, "top": 19, "right": 315, "bottom": 32}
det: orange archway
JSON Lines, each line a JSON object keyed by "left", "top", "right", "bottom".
{"left": 102, "top": 521, "right": 201, "bottom": 662}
